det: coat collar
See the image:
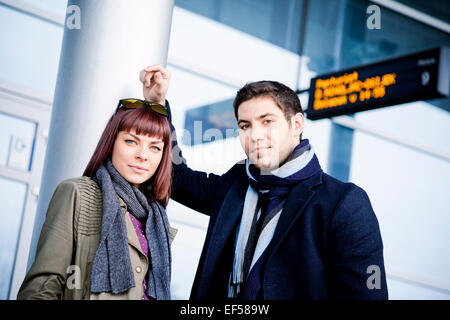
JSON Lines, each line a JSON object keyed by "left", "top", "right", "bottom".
{"left": 119, "top": 198, "right": 148, "bottom": 259}
{"left": 265, "top": 169, "right": 323, "bottom": 259}
{"left": 202, "top": 166, "right": 324, "bottom": 277}
{"left": 202, "top": 166, "right": 248, "bottom": 276}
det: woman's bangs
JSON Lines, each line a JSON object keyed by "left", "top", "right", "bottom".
{"left": 119, "top": 107, "right": 170, "bottom": 141}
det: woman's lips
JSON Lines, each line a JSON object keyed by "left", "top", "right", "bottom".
{"left": 129, "top": 165, "right": 148, "bottom": 174}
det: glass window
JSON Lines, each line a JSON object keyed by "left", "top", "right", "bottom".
{"left": 166, "top": 63, "right": 244, "bottom": 172}
{"left": 303, "top": 0, "right": 450, "bottom": 72}
{"left": 354, "top": 101, "right": 450, "bottom": 155}
{"left": 14, "top": 0, "right": 68, "bottom": 18}
{"left": 349, "top": 131, "right": 450, "bottom": 298}
{"left": 388, "top": 277, "right": 450, "bottom": 300}
{"left": 0, "top": 112, "right": 37, "bottom": 171}
{"left": 0, "top": 5, "right": 64, "bottom": 97}
{"left": 301, "top": 0, "right": 450, "bottom": 111}
{"left": 301, "top": 0, "right": 450, "bottom": 298}
{"left": 175, "top": 0, "right": 305, "bottom": 53}
{"left": 0, "top": 177, "right": 27, "bottom": 300}
{"left": 183, "top": 98, "right": 238, "bottom": 145}
{"left": 169, "top": 220, "right": 207, "bottom": 299}
{"left": 394, "top": 0, "right": 450, "bottom": 24}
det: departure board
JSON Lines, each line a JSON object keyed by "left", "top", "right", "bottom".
{"left": 306, "top": 47, "right": 449, "bottom": 120}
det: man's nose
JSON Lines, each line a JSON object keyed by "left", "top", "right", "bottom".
{"left": 250, "top": 126, "right": 266, "bottom": 142}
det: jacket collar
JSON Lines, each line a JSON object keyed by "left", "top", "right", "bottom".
{"left": 202, "top": 166, "right": 324, "bottom": 277}
{"left": 265, "top": 169, "right": 323, "bottom": 260}
{"left": 119, "top": 198, "right": 148, "bottom": 259}
{"left": 202, "top": 166, "right": 248, "bottom": 277}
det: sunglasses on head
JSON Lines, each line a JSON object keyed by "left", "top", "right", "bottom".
{"left": 115, "top": 98, "right": 169, "bottom": 117}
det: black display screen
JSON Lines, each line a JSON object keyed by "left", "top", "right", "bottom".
{"left": 306, "top": 47, "right": 449, "bottom": 120}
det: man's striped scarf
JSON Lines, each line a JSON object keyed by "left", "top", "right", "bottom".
{"left": 229, "top": 139, "right": 322, "bottom": 298}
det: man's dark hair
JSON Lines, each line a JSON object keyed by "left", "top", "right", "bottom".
{"left": 233, "top": 80, "right": 304, "bottom": 139}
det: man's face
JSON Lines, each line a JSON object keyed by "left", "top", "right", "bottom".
{"left": 237, "top": 96, "right": 304, "bottom": 170}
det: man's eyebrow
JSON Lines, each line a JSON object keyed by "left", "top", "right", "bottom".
{"left": 237, "top": 119, "right": 249, "bottom": 125}
{"left": 257, "top": 113, "right": 277, "bottom": 119}
{"left": 238, "top": 113, "right": 278, "bottom": 124}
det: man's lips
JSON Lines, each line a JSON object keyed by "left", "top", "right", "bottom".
{"left": 129, "top": 165, "right": 148, "bottom": 173}
{"left": 251, "top": 146, "right": 271, "bottom": 153}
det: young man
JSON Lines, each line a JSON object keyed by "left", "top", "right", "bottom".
{"left": 141, "top": 65, "right": 388, "bottom": 300}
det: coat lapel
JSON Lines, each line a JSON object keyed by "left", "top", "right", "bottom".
{"left": 202, "top": 172, "right": 248, "bottom": 276}
{"left": 265, "top": 170, "right": 323, "bottom": 259}
{"left": 119, "top": 198, "right": 146, "bottom": 257}
{"left": 200, "top": 169, "right": 323, "bottom": 278}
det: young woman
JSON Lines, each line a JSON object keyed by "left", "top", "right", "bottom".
{"left": 18, "top": 94, "right": 177, "bottom": 300}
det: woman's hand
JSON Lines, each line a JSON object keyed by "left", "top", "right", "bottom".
{"left": 139, "top": 64, "right": 171, "bottom": 106}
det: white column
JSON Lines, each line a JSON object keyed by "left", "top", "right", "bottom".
{"left": 26, "top": 0, "right": 174, "bottom": 271}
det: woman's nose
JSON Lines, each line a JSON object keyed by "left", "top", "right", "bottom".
{"left": 135, "top": 146, "right": 148, "bottom": 160}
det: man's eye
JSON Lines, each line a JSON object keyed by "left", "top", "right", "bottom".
{"left": 239, "top": 124, "right": 249, "bottom": 130}
{"left": 264, "top": 119, "right": 273, "bottom": 124}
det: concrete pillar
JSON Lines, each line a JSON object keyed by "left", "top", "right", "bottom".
{"left": 27, "top": 0, "right": 174, "bottom": 269}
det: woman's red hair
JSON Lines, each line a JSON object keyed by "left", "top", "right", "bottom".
{"left": 83, "top": 107, "right": 172, "bottom": 207}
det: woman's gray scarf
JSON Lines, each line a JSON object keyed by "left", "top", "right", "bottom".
{"left": 90, "top": 158, "right": 171, "bottom": 299}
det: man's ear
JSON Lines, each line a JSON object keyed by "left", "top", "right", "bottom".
{"left": 291, "top": 112, "right": 305, "bottom": 137}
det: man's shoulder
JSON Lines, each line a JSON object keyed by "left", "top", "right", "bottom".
{"left": 320, "top": 171, "right": 348, "bottom": 187}
{"left": 315, "top": 172, "right": 371, "bottom": 203}
{"left": 223, "top": 160, "right": 247, "bottom": 178}
{"left": 307, "top": 173, "right": 376, "bottom": 233}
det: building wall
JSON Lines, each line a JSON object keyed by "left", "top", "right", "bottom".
{"left": 0, "top": 0, "right": 449, "bottom": 299}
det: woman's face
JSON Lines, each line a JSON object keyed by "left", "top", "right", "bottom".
{"left": 111, "top": 130, "right": 164, "bottom": 188}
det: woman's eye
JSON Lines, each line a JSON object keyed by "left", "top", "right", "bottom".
{"left": 264, "top": 119, "right": 272, "bottom": 124}
{"left": 150, "top": 146, "right": 161, "bottom": 151}
{"left": 125, "top": 139, "right": 136, "bottom": 145}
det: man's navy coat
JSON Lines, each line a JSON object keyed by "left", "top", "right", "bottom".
{"left": 171, "top": 159, "right": 388, "bottom": 300}
{"left": 165, "top": 100, "right": 387, "bottom": 299}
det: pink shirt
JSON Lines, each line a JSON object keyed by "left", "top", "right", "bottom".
{"left": 128, "top": 212, "right": 150, "bottom": 300}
